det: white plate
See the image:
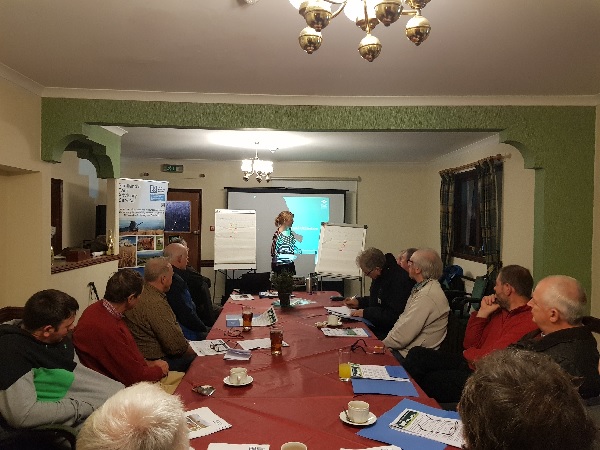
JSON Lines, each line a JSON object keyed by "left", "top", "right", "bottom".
{"left": 223, "top": 375, "right": 253, "bottom": 387}
{"left": 339, "top": 411, "right": 377, "bottom": 426}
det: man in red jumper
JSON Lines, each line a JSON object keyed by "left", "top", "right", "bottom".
{"left": 403, "top": 265, "right": 537, "bottom": 404}
{"left": 73, "top": 269, "right": 169, "bottom": 386}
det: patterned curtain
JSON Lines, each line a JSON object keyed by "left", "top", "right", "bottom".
{"left": 476, "top": 159, "right": 502, "bottom": 273}
{"left": 439, "top": 171, "right": 455, "bottom": 267}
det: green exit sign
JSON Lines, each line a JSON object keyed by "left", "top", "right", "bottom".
{"left": 161, "top": 164, "right": 184, "bottom": 173}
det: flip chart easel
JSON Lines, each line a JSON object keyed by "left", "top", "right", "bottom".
{"left": 214, "top": 209, "right": 257, "bottom": 270}
{"left": 315, "top": 223, "right": 367, "bottom": 279}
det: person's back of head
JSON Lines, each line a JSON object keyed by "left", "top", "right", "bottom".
{"left": 356, "top": 247, "right": 386, "bottom": 273}
{"left": 498, "top": 265, "right": 533, "bottom": 298}
{"left": 163, "top": 243, "right": 188, "bottom": 269}
{"left": 411, "top": 248, "right": 443, "bottom": 280}
{"left": 22, "top": 289, "right": 79, "bottom": 332}
{"left": 458, "top": 348, "right": 597, "bottom": 450}
{"left": 537, "top": 275, "right": 587, "bottom": 326}
{"left": 104, "top": 269, "right": 144, "bottom": 304}
{"left": 76, "top": 382, "right": 189, "bottom": 450}
{"left": 143, "top": 257, "right": 171, "bottom": 283}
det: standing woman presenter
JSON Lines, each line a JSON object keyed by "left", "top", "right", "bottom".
{"left": 271, "top": 211, "right": 301, "bottom": 274}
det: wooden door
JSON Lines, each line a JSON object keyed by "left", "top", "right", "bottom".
{"left": 165, "top": 189, "right": 202, "bottom": 271}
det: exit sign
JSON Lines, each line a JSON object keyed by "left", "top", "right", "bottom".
{"left": 161, "top": 164, "right": 184, "bottom": 173}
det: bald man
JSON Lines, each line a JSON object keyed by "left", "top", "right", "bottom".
{"left": 165, "top": 242, "right": 218, "bottom": 326}
{"left": 163, "top": 243, "right": 209, "bottom": 341}
{"left": 512, "top": 275, "right": 600, "bottom": 399}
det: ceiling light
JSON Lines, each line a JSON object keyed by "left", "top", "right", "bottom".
{"left": 241, "top": 147, "right": 273, "bottom": 183}
{"left": 291, "top": 0, "right": 433, "bottom": 62}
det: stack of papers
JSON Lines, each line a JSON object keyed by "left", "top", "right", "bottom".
{"left": 325, "top": 305, "right": 354, "bottom": 318}
{"left": 237, "top": 338, "right": 289, "bottom": 351}
{"left": 259, "top": 291, "right": 279, "bottom": 298}
{"left": 230, "top": 293, "right": 254, "bottom": 301}
{"left": 321, "top": 327, "right": 369, "bottom": 337}
{"left": 271, "top": 298, "right": 316, "bottom": 307}
{"left": 223, "top": 348, "right": 252, "bottom": 361}
{"left": 185, "top": 407, "right": 232, "bottom": 439}
{"left": 389, "top": 408, "right": 464, "bottom": 448}
{"left": 358, "top": 398, "right": 461, "bottom": 450}
{"left": 351, "top": 366, "right": 418, "bottom": 397}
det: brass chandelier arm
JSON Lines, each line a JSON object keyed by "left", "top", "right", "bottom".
{"left": 320, "top": 0, "right": 349, "bottom": 21}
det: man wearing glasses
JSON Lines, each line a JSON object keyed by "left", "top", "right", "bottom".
{"left": 382, "top": 248, "right": 449, "bottom": 361}
{"left": 344, "top": 247, "right": 415, "bottom": 340}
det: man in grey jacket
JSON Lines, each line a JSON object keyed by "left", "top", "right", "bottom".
{"left": 383, "top": 248, "right": 449, "bottom": 360}
{"left": 0, "top": 289, "right": 123, "bottom": 430}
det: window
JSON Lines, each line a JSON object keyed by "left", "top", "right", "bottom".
{"left": 452, "top": 167, "right": 503, "bottom": 262}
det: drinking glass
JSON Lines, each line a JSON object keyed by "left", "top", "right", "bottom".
{"left": 338, "top": 348, "right": 352, "bottom": 381}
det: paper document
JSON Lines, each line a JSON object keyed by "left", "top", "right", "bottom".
{"left": 237, "top": 338, "right": 290, "bottom": 351}
{"left": 353, "top": 365, "right": 409, "bottom": 381}
{"left": 226, "top": 307, "right": 278, "bottom": 327}
{"left": 223, "top": 348, "right": 252, "bottom": 361}
{"left": 271, "top": 298, "right": 316, "bottom": 307}
{"left": 208, "top": 445, "right": 269, "bottom": 450}
{"left": 185, "top": 407, "right": 231, "bottom": 439}
{"left": 321, "top": 327, "right": 369, "bottom": 337}
{"left": 325, "top": 305, "right": 354, "bottom": 318}
{"left": 190, "top": 339, "right": 231, "bottom": 356}
{"left": 230, "top": 294, "right": 254, "bottom": 301}
{"left": 341, "top": 446, "right": 402, "bottom": 450}
{"left": 389, "top": 408, "right": 464, "bottom": 448}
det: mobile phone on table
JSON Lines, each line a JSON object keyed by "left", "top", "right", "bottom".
{"left": 330, "top": 295, "right": 345, "bottom": 301}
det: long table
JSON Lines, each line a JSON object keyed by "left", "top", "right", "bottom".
{"left": 176, "top": 291, "right": 441, "bottom": 449}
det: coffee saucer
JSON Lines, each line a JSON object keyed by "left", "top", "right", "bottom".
{"left": 223, "top": 375, "right": 253, "bottom": 387}
{"left": 339, "top": 411, "right": 377, "bottom": 426}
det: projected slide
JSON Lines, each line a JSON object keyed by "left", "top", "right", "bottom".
{"left": 227, "top": 188, "right": 346, "bottom": 277}
{"left": 284, "top": 196, "right": 329, "bottom": 257}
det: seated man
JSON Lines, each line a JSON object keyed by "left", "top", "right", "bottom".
{"left": 512, "top": 275, "right": 600, "bottom": 399}
{"left": 124, "top": 257, "right": 197, "bottom": 372}
{"left": 163, "top": 243, "right": 209, "bottom": 340}
{"left": 344, "top": 247, "right": 415, "bottom": 340}
{"left": 77, "top": 382, "right": 189, "bottom": 450}
{"left": 403, "top": 264, "right": 537, "bottom": 403}
{"left": 459, "top": 348, "right": 597, "bottom": 450}
{"left": 382, "top": 248, "right": 449, "bottom": 359}
{"left": 168, "top": 238, "right": 220, "bottom": 326}
{"left": 0, "top": 290, "right": 123, "bottom": 429}
{"left": 73, "top": 269, "right": 169, "bottom": 386}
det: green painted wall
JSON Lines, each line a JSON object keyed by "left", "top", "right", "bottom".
{"left": 41, "top": 99, "right": 596, "bottom": 297}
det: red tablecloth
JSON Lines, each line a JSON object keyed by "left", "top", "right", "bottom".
{"left": 176, "top": 291, "right": 441, "bottom": 450}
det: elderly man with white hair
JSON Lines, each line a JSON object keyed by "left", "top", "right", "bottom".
{"left": 512, "top": 275, "right": 600, "bottom": 399}
{"left": 382, "top": 248, "right": 449, "bottom": 360}
{"left": 77, "top": 382, "right": 189, "bottom": 450}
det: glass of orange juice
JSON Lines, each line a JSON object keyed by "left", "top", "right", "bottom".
{"left": 338, "top": 348, "right": 352, "bottom": 381}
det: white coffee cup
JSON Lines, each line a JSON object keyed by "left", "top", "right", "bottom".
{"left": 347, "top": 400, "right": 370, "bottom": 423}
{"left": 281, "top": 443, "right": 307, "bottom": 450}
{"left": 327, "top": 314, "right": 340, "bottom": 326}
{"left": 229, "top": 367, "right": 248, "bottom": 385}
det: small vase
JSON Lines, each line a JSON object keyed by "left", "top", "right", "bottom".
{"left": 279, "top": 292, "right": 291, "bottom": 307}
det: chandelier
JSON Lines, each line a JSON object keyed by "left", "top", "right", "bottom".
{"left": 241, "top": 148, "right": 273, "bottom": 183}
{"left": 291, "top": 0, "right": 432, "bottom": 62}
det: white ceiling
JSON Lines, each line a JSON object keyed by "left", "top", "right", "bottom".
{"left": 1, "top": 0, "right": 598, "bottom": 163}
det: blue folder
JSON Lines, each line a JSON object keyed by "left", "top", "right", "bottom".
{"left": 351, "top": 366, "right": 419, "bottom": 397}
{"left": 357, "top": 398, "right": 460, "bottom": 450}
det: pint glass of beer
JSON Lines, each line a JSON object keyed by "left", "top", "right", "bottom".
{"left": 270, "top": 326, "right": 284, "bottom": 355}
{"left": 242, "top": 305, "right": 253, "bottom": 331}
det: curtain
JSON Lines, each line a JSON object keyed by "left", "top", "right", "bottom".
{"left": 476, "top": 159, "right": 502, "bottom": 274}
{"left": 439, "top": 171, "right": 455, "bottom": 267}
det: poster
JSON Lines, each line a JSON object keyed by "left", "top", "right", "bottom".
{"left": 118, "top": 178, "right": 168, "bottom": 268}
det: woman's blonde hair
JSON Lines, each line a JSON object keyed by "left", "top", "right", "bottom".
{"left": 275, "top": 211, "right": 294, "bottom": 227}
